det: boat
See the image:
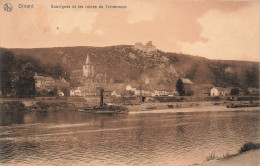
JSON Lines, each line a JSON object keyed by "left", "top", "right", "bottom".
{"left": 79, "top": 105, "right": 128, "bottom": 114}
{"left": 78, "top": 88, "right": 128, "bottom": 114}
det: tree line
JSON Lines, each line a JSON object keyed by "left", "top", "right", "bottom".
{"left": 0, "top": 49, "right": 69, "bottom": 98}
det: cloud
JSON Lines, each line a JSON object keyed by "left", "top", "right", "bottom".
{"left": 48, "top": 9, "right": 98, "bottom": 34}
{"left": 178, "top": 4, "right": 260, "bottom": 61}
{"left": 94, "top": 29, "right": 104, "bottom": 36}
{"left": 126, "top": 0, "right": 158, "bottom": 24}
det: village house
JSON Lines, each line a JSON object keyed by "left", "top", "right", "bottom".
{"left": 168, "top": 90, "right": 179, "bottom": 96}
{"left": 248, "top": 88, "right": 260, "bottom": 96}
{"left": 70, "top": 86, "right": 99, "bottom": 97}
{"left": 57, "top": 90, "right": 64, "bottom": 96}
{"left": 210, "top": 87, "right": 229, "bottom": 97}
{"left": 181, "top": 77, "right": 193, "bottom": 95}
{"left": 151, "top": 90, "right": 168, "bottom": 96}
{"left": 126, "top": 84, "right": 178, "bottom": 97}
{"left": 111, "top": 90, "right": 121, "bottom": 97}
{"left": 35, "top": 74, "right": 69, "bottom": 94}
{"left": 70, "top": 87, "right": 83, "bottom": 96}
{"left": 125, "top": 85, "right": 151, "bottom": 96}
{"left": 35, "top": 75, "right": 55, "bottom": 88}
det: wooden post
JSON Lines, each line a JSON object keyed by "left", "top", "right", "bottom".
{"left": 100, "top": 88, "right": 104, "bottom": 108}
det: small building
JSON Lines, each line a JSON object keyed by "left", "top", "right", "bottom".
{"left": 248, "top": 88, "right": 260, "bottom": 96}
{"left": 57, "top": 90, "right": 64, "bottom": 96}
{"left": 181, "top": 78, "right": 193, "bottom": 85}
{"left": 40, "top": 81, "right": 69, "bottom": 92}
{"left": 151, "top": 90, "right": 168, "bottom": 96}
{"left": 210, "top": 87, "right": 229, "bottom": 97}
{"left": 70, "top": 87, "right": 83, "bottom": 96}
{"left": 168, "top": 90, "right": 179, "bottom": 96}
{"left": 35, "top": 75, "right": 55, "bottom": 88}
{"left": 111, "top": 90, "right": 121, "bottom": 97}
{"left": 181, "top": 78, "right": 193, "bottom": 95}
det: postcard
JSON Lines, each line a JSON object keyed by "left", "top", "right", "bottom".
{"left": 0, "top": 0, "right": 259, "bottom": 165}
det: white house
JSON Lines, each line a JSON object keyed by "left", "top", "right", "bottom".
{"left": 210, "top": 87, "right": 229, "bottom": 97}
{"left": 111, "top": 90, "right": 121, "bottom": 97}
{"left": 35, "top": 75, "right": 55, "bottom": 88}
{"left": 151, "top": 90, "right": 168, "bottom": 96}
{"left": 57, "top": 90, "right": 64, "bottom": 96}
{"left": 70, "top": 87, "right": 82, "bottom": 96}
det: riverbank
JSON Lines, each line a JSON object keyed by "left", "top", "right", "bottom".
{"left": 0, "top": 97, "right": 259, "bottom": 113}
{"left": 199, "top": 149, "right": 260, "bottom": 166}
{"left": 126, "top": 101, "right": 260, "bottom": 113}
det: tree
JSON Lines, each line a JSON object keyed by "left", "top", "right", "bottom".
{"left": 0, "top": 51, "right": 15, "bottom": 97}
{"left": 176, "top": 78, "right": 185, "bottom": 96}
{"left": 16, "top": 63, "right": 36, "bottom": 97}
{"left": 230, "top": 88, "right": 239, "bottom": 96}
{"left": 245, "top": 67, "right": 259, "bottom": 88}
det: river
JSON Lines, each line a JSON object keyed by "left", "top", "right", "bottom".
{"left": 0, "top": 108, "right": 259, "bottom": 166}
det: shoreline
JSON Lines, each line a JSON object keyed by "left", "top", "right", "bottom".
{"left": 199, "top": 149, "right": 260, "bottom": 166}
{"left": 0, "top": 97, "right": 259, "bottom": 113}
{"left": 128, "top": 105, "right": 260, "bottom": 114}
{"left": 126, "top": 101, "right": 260, "bottom": 113}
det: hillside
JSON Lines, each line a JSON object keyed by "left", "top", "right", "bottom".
{"left": 7, "top": 45, "right": 260, "bottom": 89}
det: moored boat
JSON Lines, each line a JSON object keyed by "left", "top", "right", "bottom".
{"left": 78, "top": 88, "right": 128, "bottom": 114}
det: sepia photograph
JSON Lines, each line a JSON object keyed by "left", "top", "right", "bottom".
{"left": 0, "top": 0, "right": 259, "bottom": 165}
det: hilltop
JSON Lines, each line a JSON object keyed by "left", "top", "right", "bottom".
{"left": 7, "top": 45, "right": 259, "bottom": 89}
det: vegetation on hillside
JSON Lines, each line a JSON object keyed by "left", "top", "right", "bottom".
{"left": 0, "top": 49, "right": 68, "bottom": 97}
{"left": 5, "top": 45, "right": 260, "bottom": 91}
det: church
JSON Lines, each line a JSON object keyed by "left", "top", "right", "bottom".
{"left": 83, "top": 55, "right": 94, "bottom": 78}
{"left": 70, "top": 55, "right": 108, "bottom": 87}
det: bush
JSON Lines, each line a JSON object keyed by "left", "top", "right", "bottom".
{"left": 239, "top": 142, "right": 260, "bottom": 153}
{"left": 36, "top": 102, "right": 49, "bottom": 110}
{"left": 155, "top": 97, "right": 181, "bottom": 102}
{"left": 0, "top": 101, "right": 25, "bottom": 112}
{"left": 206, "top": 152, "right": 218, "bottom": 161}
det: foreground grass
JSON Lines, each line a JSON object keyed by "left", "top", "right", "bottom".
{"left": 206, "top": 142, "right": 260, "bottom": 162}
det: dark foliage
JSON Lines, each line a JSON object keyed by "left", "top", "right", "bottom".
{"left": 239, "top": 142, "right": 260, "bottom": 153}
{"left": 16, "top": 63, "right": 36, "bottom": 97}
{"left": 244, "top": 67, "right": 259, "bottom": 88}
{"left": 155, "top": 97, "right": 181, "bottom": 102}
{"left": 0, "top": 50, "right": 68, "bottom": 97}
{"left": 209, "top": 64, "right": 240, "bottom": 87}
{"left": 0, "top": 50, "right": 15, "bottom": 97}
{"left": 230, "top": 88, "right": 240, "bottom": 96}
{"left": 176, "top": 78, "right": 185, "bottom": 96}
{"left": 0, "top": 101, "right": 26, "bottom": 112}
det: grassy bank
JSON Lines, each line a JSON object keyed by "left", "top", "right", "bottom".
{"left": 0, "top": 97, "right": 259, "bottom": 113}
{"left": 201, "top": 142, "right": 260, "bottom": 166}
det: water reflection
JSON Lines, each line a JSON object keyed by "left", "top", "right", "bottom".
{"left": 0, "top": 110, "right": 259, "bottom": 166}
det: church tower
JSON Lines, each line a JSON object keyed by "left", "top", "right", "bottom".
{"left": 83, "top": 55, "right": 94, "bottom": 77}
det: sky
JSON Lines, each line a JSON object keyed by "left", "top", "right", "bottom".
{"left": 0, "top": 0, "right": 260, "bottom": 61}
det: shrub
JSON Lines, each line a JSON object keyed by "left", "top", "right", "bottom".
{"left": 0, "top": 101, "right": 25, "bottom": 112}
{"left": 36, "top": 102, "right": 49, "bottom": 110}
{"left": 239, "top": 142, "right": 260, "bottom": 153}
{"left": 206, "top": 152, "right": 218, "bottom": 161}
